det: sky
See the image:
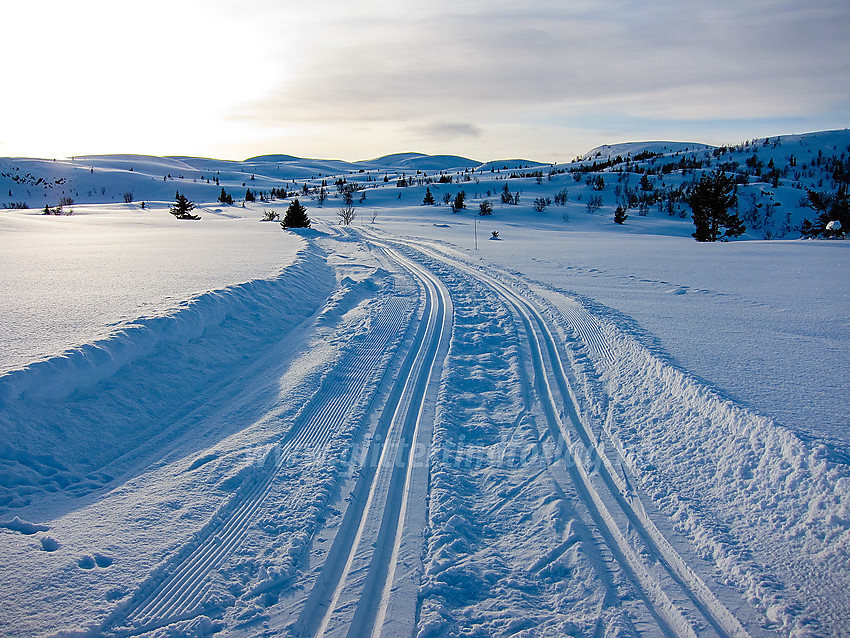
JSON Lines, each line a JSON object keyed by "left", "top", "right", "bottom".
{"left": 3, "top": 0, "right": 849, "bottom": 163}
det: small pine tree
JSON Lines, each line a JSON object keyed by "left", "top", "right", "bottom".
{"left": 218, "top": 187, "right": 233, "bottom": 205}
{"left": 423, "top": 187, "right": 435, "bottom": 205}
{"left": 170, "top": 192, "right": 199, "bottom": 220}
{"left": 614, "top": 205, "right": 628, "bottom": 224}
{"left": 450, "top": 191, "right": 466, "bottom": 213}
{"left": 245, "top": 189, "right": 255, "bottom": 203}
{"left": 281, "top": 199, "right": 310, "bottom": 229}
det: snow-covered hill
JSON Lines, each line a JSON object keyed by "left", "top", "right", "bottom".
{"left": 4, "top": 129, "right": 848, "bottom": 241}
{"left": 580, "top": 140, "right": 716, "bottom": 161}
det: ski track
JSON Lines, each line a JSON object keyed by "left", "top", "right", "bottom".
{"left": 93, "top": 227, "right": 792, "bottom": 637}
{"left": 371, "top": 233, "right": 758, "bottom": 638}
{"left": 102, "top": 271, "right": 414, "bottom": 636}
{"left": 291, "top": 243, "right": 451, "bottom": 638}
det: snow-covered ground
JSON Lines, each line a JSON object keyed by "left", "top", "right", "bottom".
{"left": 0, "top": 205, "right": 299, "bottom": 374}
{"left": 0, "top": 132, "right": 848, "bottom": 637}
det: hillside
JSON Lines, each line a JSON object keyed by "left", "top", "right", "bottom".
{"left": 3, "top": 129, "right": 848, "bottom": 240}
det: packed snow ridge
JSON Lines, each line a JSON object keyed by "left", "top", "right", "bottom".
{"left": 0, "top": 129, "right": 848, "bottom": 638}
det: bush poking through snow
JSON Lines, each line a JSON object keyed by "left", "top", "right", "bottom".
{"left": 585, "top": 194, "right": 603, "bottom": 214}
{"left": 533, "top": 196, "right": 551, "bottom": 212}
{"left": 338, "top": 204, "right": 356, "bottom": 225}
{"left": 554, "top": 188, "right": 568, "bottom": 206}
{"left": 261, "top": 210, "right": 279, "bottom": 222}
{"left": 42, "top": 204, "right": 72, "bottom": 215}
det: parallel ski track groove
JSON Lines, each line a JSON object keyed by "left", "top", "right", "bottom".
{"left": 384, "top": 237, "right": 751, "bottom": 638}
{"left": 346, "top": 248, "right": 451, "bottom": 638}
{"left": 292, "top": 245, "right": 450, "bottom": 638}
{"left": 104, "top": 283, "right": 413, "bottom": 636}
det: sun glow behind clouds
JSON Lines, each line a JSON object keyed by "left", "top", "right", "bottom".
{"left": 1, "top": 0, "right": 848, "bottom": 162}
{"left": 3, "top": 0, "right": 287, "bottom": 158}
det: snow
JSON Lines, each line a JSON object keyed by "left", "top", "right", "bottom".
{"left": 0, "top": 205, "right": 301, "bottom": 375}
{"left": 382, "top": 225, "right": 850, "bottom": 454}
{"left": 1, "top": 134, "right": 849, "bottom": 637}
{"left": 581, "top": 140, "right": 715, "bottom": 162}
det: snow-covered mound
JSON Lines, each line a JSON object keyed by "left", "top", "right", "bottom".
{"left": 581, "top": 140, "right": 715, "bottom": 161}
{"left": 362, "top": 152, "right": 480, "bottom": 172}
{"left": 242, "top": 154, "right": 302, "bottom": 163}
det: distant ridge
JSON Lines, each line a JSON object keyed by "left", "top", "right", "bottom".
{"left": 477, "top": 159, "right": 550, "bottom": 171}
{"left": 363, "top": 153, "right": 480, "bottom": 171}
{"left": 581, "top": 141, "right": 715, "bottom": 161}
{"left": 244, "top": 154, "right": 303, "bottom": 163}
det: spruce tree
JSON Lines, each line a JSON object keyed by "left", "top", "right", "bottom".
{"left": 450, "top": 191, "right": 466, "bottom": 213}
{"left": 423, "top": 187, "right": 435, "bottom": 205}
{"left": 689, "top": 171, "right": 744, "bottom": 241}
{"left": 170, "top": 191, "right": 200, "bottom": 220}
{"left": 280, "top": 199, "right": 311, "bottom": 229}
{"left": 614, "top": 205, "right": 628, "bottom": 224}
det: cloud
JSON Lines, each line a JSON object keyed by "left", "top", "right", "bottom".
{"left": 410, "top": 122, "right": 483, "bottom": 141}
{"left": 5, "top": 0, "right": 848, "bottom": 161}
{"left": 233, "top": 0, "right": 850, "bottom": 131}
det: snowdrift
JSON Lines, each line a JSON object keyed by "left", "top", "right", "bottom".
{"left": 0, "top": 247, "right": 334, "bottom": 511}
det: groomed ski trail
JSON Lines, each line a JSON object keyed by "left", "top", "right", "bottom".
{"left": 291, "top": 243, "right": 452, "bottom": 638}
{"left": 101, "top": 262, "right": 416, "bottom": 636}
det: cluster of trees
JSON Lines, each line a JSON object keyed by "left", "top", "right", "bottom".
{"left": 800, "top": 157, "right": 849, "bottom": 237}
{"left": 218, "top": 188, "right": 234, "bottom": 205}
{"left": 801, "top": 188, "right": 848, "bottom": 237}
{"left": 42, "top": 204, "right": 72, "bottom": 215}
{"left": 688, "top": 171, "right": 746, "bottom": 241}
{"left": 500, "top": 183, "right": 521, "bottom": 205}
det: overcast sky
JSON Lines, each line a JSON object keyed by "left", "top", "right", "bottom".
{"left": 3, "top": 0, "right": 848, "bottom": 162}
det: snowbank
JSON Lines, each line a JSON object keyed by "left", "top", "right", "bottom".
{"left": 0, "top": 247, "right": 334, "bottom": 511}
